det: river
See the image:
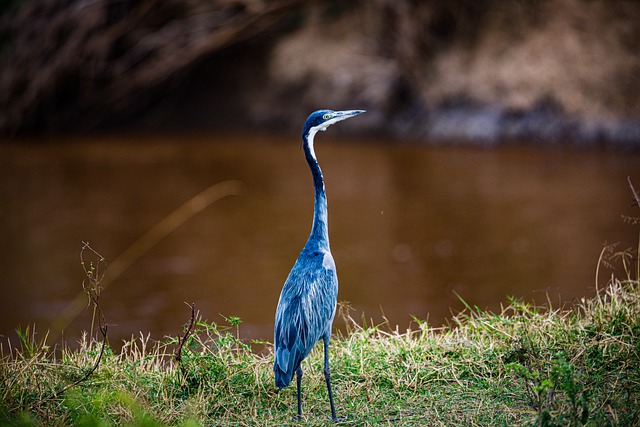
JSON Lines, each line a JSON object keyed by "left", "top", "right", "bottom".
{"left": 0, "top": 135, "right": 638, "bottom": 348}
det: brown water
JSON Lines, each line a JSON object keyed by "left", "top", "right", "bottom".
{"left": 0, "top": 135, "right": 638, "bottom": 347}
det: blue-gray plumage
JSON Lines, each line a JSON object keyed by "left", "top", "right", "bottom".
{"left": 274, "top": 109, "right": 365, "bottom": 421}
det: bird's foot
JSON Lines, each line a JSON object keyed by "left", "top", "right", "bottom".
{"left": 330, "top": 414, "right": 348, "bottom": 423}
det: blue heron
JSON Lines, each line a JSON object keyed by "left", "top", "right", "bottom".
{"left": 274, "top": 109, "right": 365, "bottom": 421}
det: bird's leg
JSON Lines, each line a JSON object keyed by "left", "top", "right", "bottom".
{"left": 296, "top": 366, "right": 303, "bottom": 421}
{"left": 323, "top": 336, "right": 341, "bottom": 422}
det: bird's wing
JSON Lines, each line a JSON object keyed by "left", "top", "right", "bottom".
{"left": 274, "top": 287, "right": 314, "bottom": 389}
{"left": 273, "top": 250, "right": 338, "bottom": 388}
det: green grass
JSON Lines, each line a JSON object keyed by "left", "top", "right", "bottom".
{"left": 1, "top": 240, "right": 639, "bottom": 426}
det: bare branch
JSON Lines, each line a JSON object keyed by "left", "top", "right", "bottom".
{"left": 628, "top": 176, "right": 640, "bottom": 208}
{"left": 54, "top": 242, "right": 109, "bottom": 397}
{"left": 174, "top": 302, "right": 197, "bottom": 369}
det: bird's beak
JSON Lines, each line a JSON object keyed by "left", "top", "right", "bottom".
{"left": 334, "top": 110, "right": 366, "bottom": 121}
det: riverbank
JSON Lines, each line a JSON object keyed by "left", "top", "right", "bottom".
{"left": 1, "top": 246, "right": 638, "bottom": 426}
{"left": 2, "top": 1, "right": 640, "bottom": 147}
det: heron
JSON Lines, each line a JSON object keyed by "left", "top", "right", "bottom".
{"left": 274, "top": 109, "right": 365, "bottom": 421}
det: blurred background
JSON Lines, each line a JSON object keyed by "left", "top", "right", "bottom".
{"left": 0, "top": 0, "right": 639, "bottom": 348}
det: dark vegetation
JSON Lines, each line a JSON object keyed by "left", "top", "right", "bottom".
{"left": 1, "top": 0, "right": 639, "bottom": 146}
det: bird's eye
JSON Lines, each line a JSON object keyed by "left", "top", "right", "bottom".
{"left": 323, "top": 113, "right": 331, "bottom": 120}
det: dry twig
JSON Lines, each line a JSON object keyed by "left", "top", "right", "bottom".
{"left": 174, "top": 302, "right": 197, "bottom": 375}
{"left": 55, "top": 242, "right": 109, "bottom": 397}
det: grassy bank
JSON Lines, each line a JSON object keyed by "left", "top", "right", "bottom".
{"left": 2, "top": 258, "right": 639, "bottom": 426}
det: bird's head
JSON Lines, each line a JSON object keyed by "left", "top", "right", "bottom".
{"left": 302, "top": 109, "right": 366, "bottom": 140}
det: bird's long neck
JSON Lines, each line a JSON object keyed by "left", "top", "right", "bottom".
{"left": 303, "top": 131, "right": 330, "bottom": 250}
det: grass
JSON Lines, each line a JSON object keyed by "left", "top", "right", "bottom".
{"left": 2, "top": 183, "right": 639, "bottom": 426}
